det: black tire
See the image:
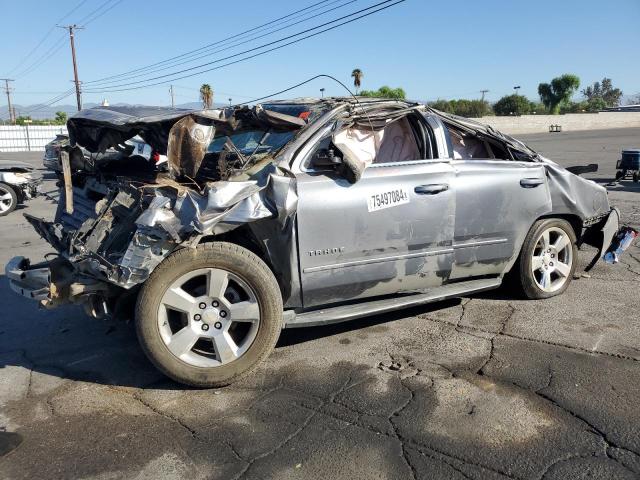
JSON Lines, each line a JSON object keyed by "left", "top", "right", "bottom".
{"left": 633, "top": 172, "right": 639, "bottom": 183}
{"left": 0, "top": 182, "right": 18, "bottom": 217}
{"left": 517, "top": 218, "right": 577, "bottom": 300}
{"left": 135, "top": 242, "right": 283, "bottom": 387}
{"left": 615, "top": 170, "right": 624, "bottom": 180}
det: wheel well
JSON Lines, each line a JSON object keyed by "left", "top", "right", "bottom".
{"left": 536, "top": 214, "right": 583, "bottom": 242}
{"left": 198, "top": 227, "right": 282, "bottom": 289}
{"left": 506, "top": 213, "right": 583, "bottom": 278}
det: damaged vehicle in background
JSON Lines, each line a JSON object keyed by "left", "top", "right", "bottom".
{"left": 43, "top": 132, "right": 168, "bottom": 172}
{"left": 6, "top": 98, "right": 627, "bottom": 387}
{"left": 0, "top": 160, "right": 41, "bottom": 216}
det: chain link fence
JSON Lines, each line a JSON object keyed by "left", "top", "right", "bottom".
{"left": 0, "top": 125, "right": 67, "bottom": 152}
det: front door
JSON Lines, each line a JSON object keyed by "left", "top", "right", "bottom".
{"left": 295, "top": 160, "right": 456, "bottom": 308}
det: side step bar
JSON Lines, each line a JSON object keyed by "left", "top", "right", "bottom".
{"left": 283, "top": 277, "right": 501, "bottom": 328}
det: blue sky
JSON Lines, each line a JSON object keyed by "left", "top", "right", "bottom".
{"left": 2, "top": 0, "right": 639, "bottom": 109}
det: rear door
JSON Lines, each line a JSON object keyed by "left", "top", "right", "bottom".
{"left": 295, "top": 116, "right": 456, "bottom": 308}
{"left": 449, "top": 160, "right": 552, "bottom": 279}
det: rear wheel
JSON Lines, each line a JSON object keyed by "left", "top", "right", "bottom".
{"left": 518, "top": 219, "right": 577, "bottom": 299}
{"left": 0, "top": 183, "right": 18, "bottom": 216}
{"left": 135, "top": 242, "right": 283, "bottom": 387}
{"left": 633, "top": 172, "right": 639, "bottom": 183}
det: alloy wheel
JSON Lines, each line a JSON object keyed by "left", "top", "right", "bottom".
{"left": 0, "top": 186, "right": 15, "bottom": 213}
{"left": 531, "top": 226, "right": 573, "bottom": 293}
{"left": 157, "top": 268, "right": 260, "bottom": 368}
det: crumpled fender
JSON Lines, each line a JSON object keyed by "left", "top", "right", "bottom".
{"left": 584, "top": 207, "right": 620, "bottom": 271}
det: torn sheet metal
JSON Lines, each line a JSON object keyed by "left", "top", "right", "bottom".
{"left": 539, "top": 157, "right": 610, "bottom": 221}
{"left": 137, "top": 162, "right": 296, "bottom": 238}
{"left": 166, "top": 116, "right": 215, "bottom": 178}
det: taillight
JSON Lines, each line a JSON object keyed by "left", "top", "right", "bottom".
{"left": 152, "top": 152, "right": 161, "bottom": 163}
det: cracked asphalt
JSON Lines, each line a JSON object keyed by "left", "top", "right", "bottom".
{"left": 1, "top": 128, "right": 639, "bottom": 480}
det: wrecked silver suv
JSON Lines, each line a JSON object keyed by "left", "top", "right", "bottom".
{"left": 6, "top": 99, "right": 621, "bottom": 387}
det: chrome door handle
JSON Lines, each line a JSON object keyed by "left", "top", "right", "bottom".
{"left": 414, "top": 184, "right": 449, "bottom": 195}
{"left": 520, "top": 178, "right": 544, "bottom": 188}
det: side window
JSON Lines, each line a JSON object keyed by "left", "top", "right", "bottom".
{"left": 374, "top": 116, "right": 422, "bottom": 164}
{"left": 304, "top": 113, "right": 433, "bottom": 175}
{"left": 447, "top": 125, "right": 509, "bottom": 160}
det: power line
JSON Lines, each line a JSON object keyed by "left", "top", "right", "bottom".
{"left": 20, "top": 89, "right": 76, "bottom": 116}
{"left": 86, "top": 0, "right": 336, "bottom": 85}
{"left": 4, "top": 0, "right": 89, "bottom": 76}
{"left": 84, "top": 0, "right": 405, "bottom": 93}
{"left": 85, "top": 0, "right": 357, "bottom": 87}
{"left": 75, "top": 0, "right": 116, "bottom": 25}
{"left": 80, "top": 0, "right": 126, "bottom": 26}
{"left": 13, "top": 35, "right": 67, "bottom": 79}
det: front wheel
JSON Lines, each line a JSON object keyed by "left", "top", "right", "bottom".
{"left": 518, "top": 218, "right": 577, "bottom": 299}
{"left": 135, "top": 242, "right": 283, "bottom": 387}
{"left": 0, "top": 183, "right": 18, "bottom": 216}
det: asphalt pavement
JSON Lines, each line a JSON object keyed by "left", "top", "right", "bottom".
{"left": 0, "top": 128, "right": 639, "bottom": 480}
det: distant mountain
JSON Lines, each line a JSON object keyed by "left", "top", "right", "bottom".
{"left": 0, "top": 101, "right": 233, "bottom": 121}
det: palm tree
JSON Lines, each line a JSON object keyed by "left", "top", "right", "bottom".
{"left": 200, "top": 84, "right": 214, "bottom": 109}
{"left": 351, "top": 68, "right": 363, "bottom": 95}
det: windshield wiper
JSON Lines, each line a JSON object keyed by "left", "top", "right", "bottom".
{"left": 244, "top": 131, "right": 271, "bottom": 168}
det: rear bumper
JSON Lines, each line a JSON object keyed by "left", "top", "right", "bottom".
{"left": 584, "top": 207, "right": 622, "bottom": 271}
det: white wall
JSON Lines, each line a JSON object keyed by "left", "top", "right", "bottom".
{"left": 475, "top": 112, "right": 640, "bottom": 135}
{"left": 0, "top": 125, "right": 67, "bottom": 152}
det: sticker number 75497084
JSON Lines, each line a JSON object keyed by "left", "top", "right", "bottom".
{"left": 367, "top": 187, "right": 410, "bottom": 212}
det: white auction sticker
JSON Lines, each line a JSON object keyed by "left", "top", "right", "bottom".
{"left": 367, "top": 187, "right": 410, "bottom": 212}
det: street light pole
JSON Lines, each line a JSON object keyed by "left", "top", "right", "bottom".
{"left": 514, "top": 85, "right": 521, "bottom": 96}
{"left": 320, "top": 88, "right": 325, "bottom": 98}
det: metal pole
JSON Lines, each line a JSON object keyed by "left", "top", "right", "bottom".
{"left": 59, "top": 25, "right": 83, "bottom": 111}
{"left": 169, "top": 85, "right": 175, "bottom": 108}
{"left": 1, "top": 79, "right": 15, "bottom": 124}
{"left": 24, "top": 122, "right": 31, "bottom": 151}
{"left": 480, "top": 89, "right": 489, "bottom": 102}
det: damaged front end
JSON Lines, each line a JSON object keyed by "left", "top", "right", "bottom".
{"left": 6, "top": 104, "right": 308, "bottom": 318}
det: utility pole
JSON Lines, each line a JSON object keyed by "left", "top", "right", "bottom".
{"left": 169, "top": 85, "right": 175, "bottom": 108}
{"left": 1, "top": 79, "right": 15, "bottom": 124}
{"left": 58, "top": 25, "right": 84, "bottom": 111}
{"left": 320, "top": 87, "right": 325, "bottom": 98}
{"left": 480, "top": 89, "right": 489, "bottom": 102}
{"left": 513, "top": 85, "right": 521, "bottom": 96}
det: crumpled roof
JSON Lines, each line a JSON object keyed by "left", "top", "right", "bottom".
{"left": 66, "top": 106, "right": 225, "bottom": 154}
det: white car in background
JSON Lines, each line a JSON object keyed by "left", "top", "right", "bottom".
{"left": 0, "top": 161, "right": 42, "bottom": 216}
